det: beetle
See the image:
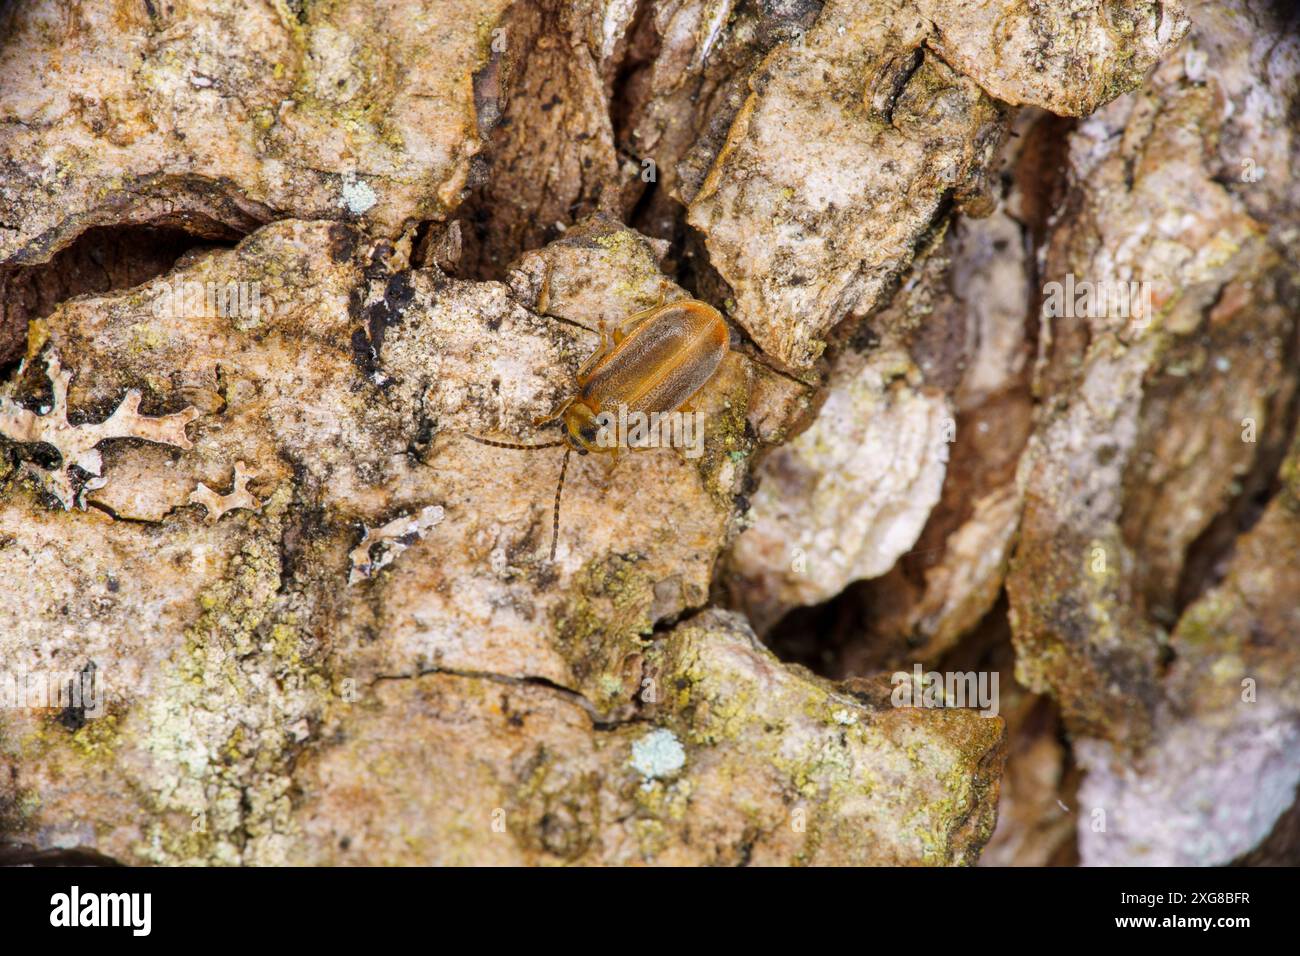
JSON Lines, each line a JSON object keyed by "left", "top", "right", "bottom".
{"left": 469, "top": 291, "right": 729, "bottom": 562}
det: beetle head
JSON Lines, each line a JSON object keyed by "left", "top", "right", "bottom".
{"left": 561, "top": 402, "right": 604, "bottom": 455}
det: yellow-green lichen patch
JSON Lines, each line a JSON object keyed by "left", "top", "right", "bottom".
{"left": 135, "top": 487, "right": 325, "bottom": 865}
{"left": 549, "top": 551, "right": 655, "bottom": 715}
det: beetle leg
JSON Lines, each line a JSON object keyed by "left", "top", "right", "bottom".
{"left": 575, "top": 320, "right": 612, "bottom": 379}
{"left": 535, "top": 262, "right": 552, "bottom": 316}
{"left": 609, "top": 313, "right": 647, "bottom": 346}
{"left": 531, "top": 262, "right": 598, "bottom": 334}
{"left": 533, "top": 396, "right": 574, "bottom": 428}
{"left": 608, "top": 279, "right": 679, "bottom": 345}
{"left": 595, "top": 449, "right": 619, "bottom": 488}
{"left": 650, "top": 278, "right": 670, "bottom": 308}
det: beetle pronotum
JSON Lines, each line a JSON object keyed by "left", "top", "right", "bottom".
{"left": 469, "top": 291, "right": 729, "bottom": 562}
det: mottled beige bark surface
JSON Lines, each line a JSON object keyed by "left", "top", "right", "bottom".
{"left": 1, "top": 0, "right": 1296, "bottom": 867}
{"left": 0, "top": 0, "right": 510, "bottom": 261}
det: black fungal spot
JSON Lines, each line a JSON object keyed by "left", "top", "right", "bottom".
{"left": 328, "top": 223, "right": 357, "bottom": 263}
{"left": 56, "top": 662, "right": 98, "bottom": 733}
{"left": 351, "top": 326, "right": 377, "bottom": 379}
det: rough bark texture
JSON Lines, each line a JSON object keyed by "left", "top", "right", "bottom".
{"left": 3, "top": 0, "right": 1297, "bottom": 867}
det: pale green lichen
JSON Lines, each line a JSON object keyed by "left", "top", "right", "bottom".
{"left": 629, "top": 728, "right": 686, "bottom": 779}
{"left": 340, "top": 176, "right": 378, "bottom": 215}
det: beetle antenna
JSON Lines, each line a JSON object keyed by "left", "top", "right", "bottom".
{"left": 464, "top": 432, "right": 570, "bottom": 561}
{"left": 551, "top": 446, "right": 570, "bottom": 562}
{"left": 465, "top": 433, "right": 567, "bottom": 451}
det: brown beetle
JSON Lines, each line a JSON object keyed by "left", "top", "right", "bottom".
{"left": 471, "top": 292, "right": 728, "bottom": 561}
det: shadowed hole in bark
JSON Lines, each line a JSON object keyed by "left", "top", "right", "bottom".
{"left": 1258, "top": 0, "right": 1300, "bottom": 32}
{"left": 0, "top": 843, "right": 125, "bottom": 866}
{"left": 614, "top": 0, "right": 676, "bottom": 247}
{"left": 1007, "top": 111, "right": 1076, "bottom": 385}
{"left": 936, "top": 595, "right": 1081, "bottom": 867}
{"left": 0, "top": 222, "right": 245, "bottom": 377}
{"left": 757, "top": 583, "right": 870, "bottom": 680}
{"left": 756, "top": 543, "right": 967, "bottom": 680}
{"left": 1173, "top": 331, "right": 1300, "bottom": 620}
{"left": 608, "top": 0, "right": 657, "bottom": 146}
{"left": 456, "top": 0, "right": 629, "bottom": 281}
{"left": 1231, "top": 790, "right": 1300, "bottom": 866}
